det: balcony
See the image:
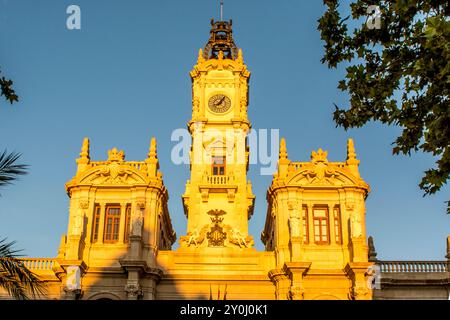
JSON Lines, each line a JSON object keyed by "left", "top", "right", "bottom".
{"left": 198, "top": 174, "right": 237, "bottom": 203}
{"left": 206, "top": 175, "right": 230, "bottom": 185}
{"left": 377, "top": 260, "right": 448, "bottom": 273}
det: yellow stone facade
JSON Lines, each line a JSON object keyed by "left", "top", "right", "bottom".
{"left": 4, "top": 19, "right": 374, "bottom": 300}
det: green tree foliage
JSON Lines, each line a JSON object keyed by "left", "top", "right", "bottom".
{"left": 0, "top": 152, "right": 46, "bottom": 299}
{"left": 318, "top": 0, "right": 449, "bottom": 212}
{"left": 0, "top": 239, "right": 46, "bottom": 300}
{"left": 0, "top": 68, "right": 18, "bottom": 104}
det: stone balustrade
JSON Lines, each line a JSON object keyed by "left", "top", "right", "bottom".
{"left": 20, "top": 258, "right": 56, "bottom": 271}
{"left": 378, "top": 260, "right": 448, "bottom": 273}
{"left": 206, "top": 175, "right": 230, "bottom": 185}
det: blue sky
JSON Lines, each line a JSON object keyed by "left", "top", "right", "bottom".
{"left": 0, "top": 0, "right": 448, "bottom": 260}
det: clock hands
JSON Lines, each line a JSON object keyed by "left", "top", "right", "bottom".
{"left": 214, "top": 96, "right": 226, "bottom": 106}
{"left": 209, "top": 94, "right": 230, "bottom": 113}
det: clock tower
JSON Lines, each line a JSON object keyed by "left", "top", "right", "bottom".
{"left": 180, "top": 19, "right": 256, "bottom": 249}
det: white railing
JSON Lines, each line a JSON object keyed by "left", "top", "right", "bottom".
{"left": 20, "top": 258, "right": 56, "bottom": 271}
{"left": 378, "top": 261, "right": 448, "bottom": 273}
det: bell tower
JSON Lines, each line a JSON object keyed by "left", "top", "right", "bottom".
{"left": 180, "top": 19, "right": 255, "bottom": 249}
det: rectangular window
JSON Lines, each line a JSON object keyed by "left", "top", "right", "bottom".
{"left": 104, "top": 205, "right": 121, "bottom": 243}
{"left": 302, "top": 206, "right": 309, "bottom": 244}
{"left": 124, "top": 205, "right": 131, "bottom": 243}
{"left": 333, "top": 206, "right": 342, "bottom": 244}
{"left": 92, "top": 204, "right": 101, "bottom": 243}
{"left": 313, "top": 207, "right": 329, "bottom": 245}
{"left": 212, "top": 156, "right": 226, "bottom": 176}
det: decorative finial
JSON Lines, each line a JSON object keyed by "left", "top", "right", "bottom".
{"left": 220, "top": 0, "right": 224, "bottom": 21}
{"left": 76, "top": 137, "right": 90, "bottom": 173}
{"left": 346, "top": 138, "right": 360, "bottom": 174}
{"left": 368, "top": 236, "right": 378, "bottom": 262}
{"left": 148, "top": 137, "right": 158, "bottom": 159}
{"left": 311, "top": 148, "right": 328, "bottom": 163}
{"left": 347, "top": 138, "right": 357, "bottom": 160}
{"left": 279, "top": 138, "right": 288, "bottom": 159}
{"left": 237, "top": 49, "right": 244, "bottom": 63}
{"left": 107, "top": 148, "right": 125, "bottom": 162}
{"left": 197, "top": 48, "right": 205, "bottom": 64}
{"left": 79, "top": 137, "right": 90, "bottom": 160}
{"left": 146, "top": 137, "right": 160, "bottom": 177}
{"left": 57, "top": 234, "right": 66, "bottom": 259}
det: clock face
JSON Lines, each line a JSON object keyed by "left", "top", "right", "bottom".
{"left": 208, "top": 94, "right": 232, "bottom": 113}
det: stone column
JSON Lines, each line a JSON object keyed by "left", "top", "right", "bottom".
{"left": 125, "top": 271, "right": 142, "bottom": 300}
{"left": 288, "top": 200, "right": 301, "bottom": 261}
{"left": 268, "top": 269, "right": 291, "bottom": 300}
{"left": 328, "top": 204, "right": 336, "bottom": 244}
{"left": 344, "top": 262, "right": 373, "bottom": 300}
{"left": 307, "top": 204, "right": 314, "bottom": 244}
{"left": 97, "top": 203, "right": 106, "bottom": 244}
{"left": 283, "top": 262, "right": 311, "bottom": 300}
{"left": 119, "top": 203, "right": 127, "bottom": 244}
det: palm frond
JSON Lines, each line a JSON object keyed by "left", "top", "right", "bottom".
{"left": 0, "top": 150, "right": 28, "bottom": 191}
{"left": 0, "top": 238, "right": 47, "bottom": 299}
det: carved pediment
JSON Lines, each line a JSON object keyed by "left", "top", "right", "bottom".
{"left": 202, "top": 136, "right": 235, "bottom": 154}
{"left": 287, "top": 165, "right": 358, "bottom": 187}
{"left": 78, "top": 163, "right": 147, "bottom": 185}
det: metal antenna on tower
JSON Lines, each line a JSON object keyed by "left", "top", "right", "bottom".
{"left": 220, "top": 0, "right": 224, "bottom": 21}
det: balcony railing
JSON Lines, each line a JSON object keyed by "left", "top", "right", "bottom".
{"left": 90, "top": 161, "right": 146, "bottom": 171}
{"left": 378, "top": 261, "right": 448, "bottom": 273}
{"left": 206, "top": 175, "right": 230, "bottom": 185}
{"left": 20, "top": 258, "right": 57, "bottom": 271}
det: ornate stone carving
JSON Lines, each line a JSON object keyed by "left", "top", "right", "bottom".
{"left": 201, "top": 189, "right": 209, "bottom": 202}
{"left": 98, "top": 162, "right": 129, "bottom": 184}
{"left": 193, "top": 96, "right": 200, "bottom": 113}
{"left": 78, "top": 201, "right": 89, "bottom": 210}
{"left": 288, "top": 211, "right": 301, "bottom": 238}
{"left": 229, "top": 228, "right": 247, "bottom": 248}
{"left": 287, "top": 200, "right": 297, "bottom": 211}
{"left": 108, "top": 148, "right": 125, "bottom": 162}
{"left": 350, "top": 213, "right": 362, "bottom": 238}
{"left": 346, "top": 201, "right": 355, "bottom": 211}
{"left": 187, "top": 228, "right": 204, "bottom": 247}
{"left": 180, "top": 225, "right": 208, "bottom": 247}
{"left": 207, "top": 210, "right": 227, "bottom": 247}
{"left": 72, "top": 207, "right": 84, "bottom": 237}
{"left": 131, "top": 206, "right": 144, "bottom": 237}
{"left": 289, "top": 286, "right": 305, "bottom": 300}
{"left": 227, "top": 189, "right": 235, "bottom": 202}
{"left": 125, "top": 283, "right": 143, "bottom": 299}
{"left": 311, "top": 148, "right": 328, "bottom": 163}
{"left": 351, "top": 286, "right": 370, "bottom": 300}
